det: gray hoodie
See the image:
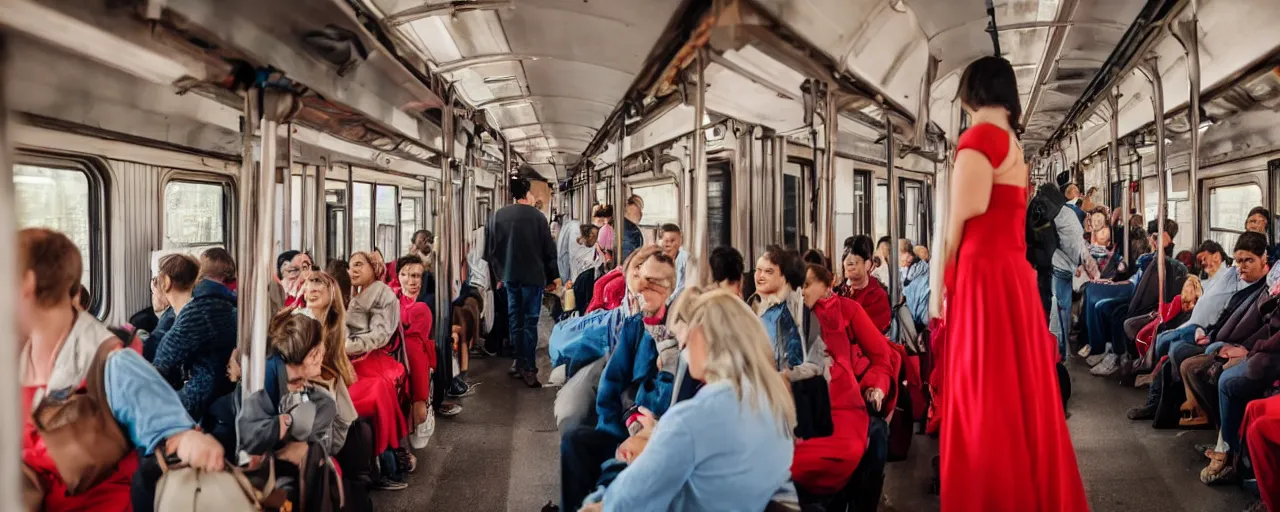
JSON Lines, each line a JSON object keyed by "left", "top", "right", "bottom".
{"left": 1052, "top": 206, "right": 1085, "bottom": 273}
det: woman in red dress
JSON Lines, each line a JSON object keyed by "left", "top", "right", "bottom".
{"left": 939, "top": 56, "right": 1088, "bottom": 510}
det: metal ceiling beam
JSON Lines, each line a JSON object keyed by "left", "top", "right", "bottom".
{"left": 386, "top": 0, "right": 511, "bottom": 25}
{"left": 507, "top": 132, "right": 595, "bottom": 145}
{"left": 707, "top": 52, "right": 796, "bottom": 100}
{"left": 1021, "top": 0, "right": 1081, "bottom": 129}
{"left": 928, "top": 19, "right": 1131, "bottom": 43}
{"left": 475, "top": 94, "right": 617, "bottom": 110}
{"left": 500, "top": 121, "right": 600, "bottom": 132}
{"left": 436, "top": 53, "right": 633, "bottom": 75}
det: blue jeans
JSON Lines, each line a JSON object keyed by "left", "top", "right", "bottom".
{"left": 1219, "top": 359, "right": 1270, "bottom": 453}
{"left": 1083, "top": 282, "right": 1135, "bottom": 353}
{"left": 1154, "top": 324, "right": 1198, "bottom": 362}
{"left": 505, "top": 282, "right": 544, "bottom": 372}
{"left": 1051, "top": 268, "right": 1073, "bottom": 359}
{"left": 560, "top": 425, "right": 624, "bottom": 510}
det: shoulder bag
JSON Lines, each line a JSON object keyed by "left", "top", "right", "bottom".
{"left": 154, "top": 453, "right": 278, "bottom": 511}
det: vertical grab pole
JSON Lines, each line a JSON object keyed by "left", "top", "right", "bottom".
{"left": 0, "top": 36, "right": 23, "bottom": 512}
{"left": 1138, "top": 55, "right": 1168, "bottom": 323}
{"left": 1109, "top": 91, "right": 1125, "bottom": 265}
{"left": 775, "top": 135, "right": 786, "bottom": 245}
{"left": 884, "top": 105, "right": 902, "bottom": 306}
{"left": 314, "top": 158, "right": 328, "bottom": 264}
{"left": 613, "top": 110, "right": 627, "bottom": 262}
{"left": 430, "top": 93, "right": 456, "bottom": 412}
{"left": 247, "top": 89, "right": 286, "bottom": 393}
{"left": 281, "top": 124, "right": 293, "bottom": 251}
{"left": 237, "top": 87, "right": 260, "bottom": 399}
{"left": 1173, "top": 6, "right": 1202, "bottom": 245}
{"left": 824, "top": 84, "right": 838, "bottom": 259}
{"left": 345, "top": 163, "right": 354, "bottom": 258}
{"left": 690, "top": 48, "right": 710, "bottom": 285}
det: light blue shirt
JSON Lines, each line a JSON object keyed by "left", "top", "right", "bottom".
{"left": 1185, "top": 267, "right": 1242, "bottom": 329}
{"left": 105, "top": 349, "right": 198, "bottom": 454}
{"left": 600, "top": 380, "right": 794, "bottom": 512}
{"left": 673, "top": 247, "right": 689, "bottom": 297}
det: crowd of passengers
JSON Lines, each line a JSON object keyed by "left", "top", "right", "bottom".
{"left": 540, "top": 174, "right": 939, "bottom": 511}
{"left": 18, "top": 209, "right": 503, "bottom": 510}
{"left": 1033, "top": 181, "right": 1280, "bottom": 512}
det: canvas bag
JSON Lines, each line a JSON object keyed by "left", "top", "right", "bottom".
{"left": 153, "top": 453, "right": 278, "bottom": 511}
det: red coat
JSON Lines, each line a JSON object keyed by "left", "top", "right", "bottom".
{"left": 587, "top": 269, "right": 625, "bottom": 312}
{"left": 838, "top": 277, "right": 891, "bottom": 333}
{"left": 812, "top": 294, "right": 897, "bottom": 394}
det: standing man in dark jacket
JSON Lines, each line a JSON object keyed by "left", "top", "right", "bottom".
{"left": 620, "top": 194, "right": 646, "bottom": 263}
{"left": 487, "top": 172, "right": 560, "bottom": 387}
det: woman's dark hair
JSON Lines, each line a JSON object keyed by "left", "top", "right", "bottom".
{"left": 805, "top": 263, "right": 835, "bottom": 287}
{"left": 268, "top": 311, "right": 323, "bottom": 365}
{"left": 396, "top": 254, "right": 425, "bottom": 273}
{"left": 709, "top": 246, "right": 745, "bottom": 284}
{"left": 76, "top": 284, "right": 90, "bottom": 311}
{"left": 846, "top": 234, "right": 875, "bottom": 262}
{"left": 158, "top": 253, "right": 201, "bottom": 292}
{"left": 579, "top": 223, "right": 598, "bottom": 239}
{"left": 412, "top": 229, "right": 432, "bottom": 243}
{"left": 957, "top": 56, "right": 1024, "bottom": 135}
{"left": 762, "top": 244, "right": 805, "bottom": 289}
{"left": 1235, "top": 232, "right": 1269, "bottom": 257}
{"left": 593, "top": 204, "right": 614, "bottom": 220}
{"left": 511, "top": 173, "right": 532, "bottom": 201}
{"left": 276, "top": 250, "right": 301, "bottom": 279}
{"left": 1196, "top": 240, "right": 1231, "bottom": 266}
{"left": 1248, "top": 206, "right": 1272, "bottom": 240}
{"left": 325, "top": 259, "right": 353, "bottom": 305}
{"left": 801, "top": 249, "right": 828, "bottom": 269}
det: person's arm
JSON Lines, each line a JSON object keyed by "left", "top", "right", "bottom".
{"left": 541, "top": 216, "right": 562, "bottom": 288}
{"left": 781, "top": 312, "right": 805, "bottom": 370}
{"left": 787, "top": 336, "right": 825, "bottom": 381}
{"left": 1080, "top": 245, "right": 1101, "bottom": 280}
{"left": 943, "top": 150, "right": 995, "bottom": 275}
{"left": 151, "top": 308, "right": 206, "bottom": 388}
{"left": 595, "top": 320, "right": 638, "bottom": 439}
{"left": 601, "top": 415, "right": 696, "bottom": 512}
{"left": 105, "top": 349, "right": 201, "bottom": 455}
{"left": 845, "top": 300, "right": 896, "bottom": 394}
{"left": 346, "top": 287, "right": 402, "bottom": 355}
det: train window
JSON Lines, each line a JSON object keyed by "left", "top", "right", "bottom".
{"left": 631, "top": 182, "right": 679, "bottom": 228}
{"left": 706, "top": 163, "right": 731, "bottom": 250}
{"left": 833, "top": 161, "right": 871, "bottom": 248}
{"left": 401, "top": 196, "right": 421, "bottom": 253}
{"left": 14, "top": 163, "right": 97, "bottom": 290}
{"left": 901, "top": 179, "right": 926, "bottom": 246}
{"left": 376, "top": 184, "right": 398, "bottom": 257}
{"left": 783, "top": 174, "right": 799, "bottom": 249}
{"left": 352, "top": 182, "right": 372, "bottom": 253}
{"left": 874, "top": 180, "right": 888, "bottom": 241}
{"left": 289, "top": 175, "right": 304, "bottom": 250}
{"left": 1209, "top": 183, "right": 1264, "bottom": 250}
{"left": 325, "top": 180, "right": 348, "bottom": 259}
{"left": 164, "top": 180, "right": 227, "bottom": 248}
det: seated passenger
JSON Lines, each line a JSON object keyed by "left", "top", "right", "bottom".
{"left": 1129, "top": 233, "right": 1270, "bottom": 421}
{"left": 589, "top": 245, "right": 662, "bottom": 313}
{"left": 1090, "top": 220, "right": 1183, "bottom": 376}
{"left": 1246, "top": 206, "right": 1280, "bottom": 264}
{"left": 559, "top": 252, "right": 677, "bottom": 510}
{"left": 148, "top": 254, "right": 238, "bottom": 421}
{"left": 201, "top": 247, "right": 239, "bottom": 293}
{"left": 18, "top": 228, "right": 223, "bottom": 510}
{"left": 568, "top": 224, "right": 603, "bottom": 308}
{"left": 871, "top": 236, "right": 892, "bottom": 285}
{"left": 327, "top": 259, "right": 353, "bottom": 305}
{"left": 709, "top": 246, "right": 745, "bottom": 297}
{"left": 395, "top": 255, "right": 448, "bottom": 419}
{"left": 578, "top": 290, "right": 796, "bottom": 512}
{"left": 1077, "top": 226, "right": 1154, "bottom": 360}
{"left": 748, "top": 245, "right": 805, "bottom": 372}
{"left": 836, "top": 235, "right": 892, "bottom": 332}
{"left": 658, "top": 223, "right": 688, "bottom": 298}
{"left": 298, "top": 272, "right": 358, "bottom": 452}
{"left": 274, "top": 250, "right": 314, "bottom": 311}
{"left": 898, "top": 239, "right": 929, "bottom": 288}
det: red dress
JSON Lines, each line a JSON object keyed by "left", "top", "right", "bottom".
{"left": 941, "top": 123, "right": 1087, "bottom": 511}
{"left": 1243, "top": 395, "right": 1280, "bottom": 512}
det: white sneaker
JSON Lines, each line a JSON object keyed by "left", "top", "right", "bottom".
{"left": 409, "top": 405, "right": 435, "bottom": 450}
{"left": 1090, "top": 354, "right": 1119, "bottom": 376}
{"left": 1085, "top": 354, "right": 1106, "bottom": 367}
{"left": 1077, "top": 345, "right": 1092, "bottom": 358}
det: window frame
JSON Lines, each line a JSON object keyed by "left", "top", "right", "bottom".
{"left": 161, "top": 172, "right": 234, "bottom": 249}
{"left": 14, "top": 151, "right": 109, "bottom": 316}
{"left": 1204, "top": 172, "right": 1268, "bottom": 251}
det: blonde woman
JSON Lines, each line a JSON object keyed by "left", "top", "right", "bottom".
{"left": 581, "top": 289, "right": 796, "bottom": 512}
{"left": 298, "top": 272, "right": 357, "bottom": 448}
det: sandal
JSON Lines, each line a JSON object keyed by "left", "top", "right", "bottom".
{"left": 1200, "top": 452, "right": 1237, "bottom": 485}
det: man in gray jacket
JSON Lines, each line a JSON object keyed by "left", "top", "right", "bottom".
{"left": 1051, "top": 188, "right": 1086, "bottom": 361}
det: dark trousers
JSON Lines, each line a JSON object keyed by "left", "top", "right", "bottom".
{"left": 337, "top": 419, "right": 375, "bottom": 512}
{"left": 1036, "top": 268, "right": 1052, "bottom": 324}
{"left": 130, "top": 451, "right": 163, "bottom": 512}
{"left": 505, "top": 282, "right": 544, "bottom": 372}
{"left": 560, "top": 426, "right": 624, "bottom": 510}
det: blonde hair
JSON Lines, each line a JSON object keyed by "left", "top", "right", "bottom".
{"left": 685, "top": 289, "right": 796, "bottom": 436}
{"left": 304, "top": 271, "right": 356, "bottom": 385}
{"left": 1181, "top": 275, "right": 1203, "bottom": 311}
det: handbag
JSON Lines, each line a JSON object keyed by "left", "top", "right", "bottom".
{"left": 30, "top": 338, "right": 130, "bottom": 495}
{"left": 782, "top": 318, "right": 833, "bottom": 440}
{"left": 154, "top": 453, "right": 277, "bottom": 511}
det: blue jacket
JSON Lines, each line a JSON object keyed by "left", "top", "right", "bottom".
{"left": 595, "top": 313, "right": 676, "bottom": 439}
{"left": 551, "top": 308, "right": 628, "bottom": 378}
{"left": 152, "top": 279, "right": 238, "bottom": 421}
{"left": 143, "top": 307, "right": 177, "bottom": 362}
{"left": 759, "top": 303, "right": 804, "bottom": 370}
{"left": 621, "top": 219, "right": 644, "bottom": 264}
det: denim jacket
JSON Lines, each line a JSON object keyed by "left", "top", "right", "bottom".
{"left": 595, "top": 313, "right": 676, "bottom": 439}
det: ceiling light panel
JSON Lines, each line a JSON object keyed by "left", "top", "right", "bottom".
{"left": 407, "top": 16, "right": 462, "bottom": 63}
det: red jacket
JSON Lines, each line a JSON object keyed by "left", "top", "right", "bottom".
{"left": 838, "top": 277, "right": 891, "bottom": 333}
{"left": 812, "top": 294, "right": 897, "bottom": 394}
{"left": 587, "top": 269, "right": 625, "bottom": 312}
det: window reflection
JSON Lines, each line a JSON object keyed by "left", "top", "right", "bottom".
{"left": 15, "top": 164, "right": 92, "bottom": 286}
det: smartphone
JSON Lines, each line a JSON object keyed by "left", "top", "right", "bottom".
{"left": 624, "top": 405, "right": 644, "bottom": 436}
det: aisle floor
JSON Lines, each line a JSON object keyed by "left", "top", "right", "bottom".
{"left": 376, "top": 315, "right": 1259, "bottom": 511}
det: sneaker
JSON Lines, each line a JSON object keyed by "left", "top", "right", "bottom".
{"left": 1126, "top": 404, "right": 1156, "bottom": 421}
{"left": 409, "top": 405, "right": 435, "bottom": 450}
{"left": 370, "top": 476, "right": 409, "bottom": 491}
{"left": 1077, "top": 345, "right": 1092, "bottom": 358}
{"left": 508, "top": 361, "right": 521, "bottom": 378}
{"left": 471, "top": 345, "right": 496, "bottom": 358}
{"left": 393, "top": 448, "right": 417, "bottom": 473}
{"left": 1200, "top": 452, "right": 1238, "bottom": 485}
{"left": 522, "top": 369, "right": 542, "bottom": 388}
{"left": 438, "top": 402, "right": 463, "bottom": 417}
{"left": 447, "top": 379, "right": 476, "bottom": 398}
{"left": 1194, "top": 443, "right": 1217, "bottom": 457}
{"left": 1085, "top": 354, "right": 1107, "bottom": 367}
{"left": 1090, "top": 354, "right": 1119, "bottom": 376}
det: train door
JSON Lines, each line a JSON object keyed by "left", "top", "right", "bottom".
{"left": 783, "top": 160, "right": 803, "bottom": 250}
{"left": 707, "top": 161, "right": 732, "bottom": 251}
{"left": 1202, "top": 170, "right": 1267, "bottom": 251}
{"left": 832, "top": 156, "right": 872, "bottom": 249}
{"left": 325, "top": 181, "right": 348, "bottom": 260}
{"left": 900, "top": 177, "right": 927, "bottom": 248}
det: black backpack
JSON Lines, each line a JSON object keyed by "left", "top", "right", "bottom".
{"left": 1026, "top": 184, "right": 1065, "bottom": 271}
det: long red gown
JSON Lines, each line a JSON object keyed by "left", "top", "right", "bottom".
{"left": 941, "top": 123, "right": 1088, "bottom": 511}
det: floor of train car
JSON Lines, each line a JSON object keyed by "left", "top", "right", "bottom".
{"left": 374, "top": 313, "right": 1257, "bottom": 512}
